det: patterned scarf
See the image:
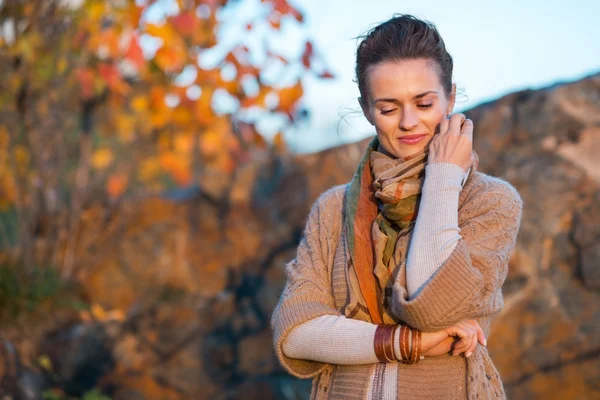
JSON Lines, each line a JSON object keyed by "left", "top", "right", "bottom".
{"left": 343, "top": 135, "right": 478, "bottom": 324}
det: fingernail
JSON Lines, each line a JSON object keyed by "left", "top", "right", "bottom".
{"left": 483, "top": 338, "right": 487, "bottom": 346}
{"left": 466, "top": 352, "right": 472, "bottom": 358}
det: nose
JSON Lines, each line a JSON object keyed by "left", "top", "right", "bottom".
{"left": 399, "top": 108, "right": 419, "bottom": 131}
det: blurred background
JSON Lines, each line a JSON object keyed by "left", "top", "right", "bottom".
{"left": 0, "top": 0, "right": 598, "bottom": 399}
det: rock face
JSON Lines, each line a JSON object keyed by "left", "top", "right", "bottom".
{"left": 2, "top": 73, "right": 599, "bottom": 399}
{"left": 465, "top": 73, "right": 600, "bottom": 399}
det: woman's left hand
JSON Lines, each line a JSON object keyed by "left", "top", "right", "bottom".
{"left": 428, "top": 113, "right": 475, "bottom": 172}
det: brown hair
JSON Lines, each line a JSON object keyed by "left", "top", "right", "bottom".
{"left": 355, "top": 14, "right": 454, "bottom": 103}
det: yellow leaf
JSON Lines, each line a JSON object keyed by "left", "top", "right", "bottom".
{"left": 14, "top": 145, "right": 30, "bottom": 173}
{"left": 37, "top": 355, "right": 53, "bottom": 372}
{"left": 130, "top": 96, "right": 148, "bottom": 112}
{"left": 145, "top": 23, "right": 175, "bottom": 43}
{"left": 91, "top": 148, "right": 114, "bottom": 170}
{"left": 90, "top": 303, "right": 107, "bottom": 320}
{"left": 116, "top": 114, "right": 136, "bottom": 143}
{"left": 137, "top": 157, "right": 161, "bottom": 183}
{"left": 57, "top": 58, "right": 68, "bottom": 74}
{"left": 174, "top": 132, "right": 194, "bottom": 154}
{"left": 199, "top": 129, "right": 221, "bottom": 157}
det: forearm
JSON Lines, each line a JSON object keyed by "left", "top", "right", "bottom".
{"left": 282, "top": 315, "right": 402, "bottom": 365}
{"left": 406, "top": 163, "right": 467, "bottom": 298}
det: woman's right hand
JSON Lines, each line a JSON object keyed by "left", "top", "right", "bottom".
{"left": 420, "top": 319, "right": 486, "bottom": 358}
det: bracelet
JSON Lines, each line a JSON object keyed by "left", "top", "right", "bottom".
{"left": 408, "top": 327, "right": 422, "bottom": 364}
{"left": 398, "top": 325, "right": 422, "bottom": 364}
{"left": 399, "top": 325, "right": 409, "bottom": 362}
{"left": 374, "top": 324, "right": 397, "bottom": 363}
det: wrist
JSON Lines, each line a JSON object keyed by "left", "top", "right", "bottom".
{"left": 424, "top": 162, "right": 466, "bottom": 189}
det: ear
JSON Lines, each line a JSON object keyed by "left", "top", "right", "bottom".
{"left": 446, "top": 83, "right": 457, "bottom": 115}
{"left": 359, "top": 97, "right": 374, "bottom": 126}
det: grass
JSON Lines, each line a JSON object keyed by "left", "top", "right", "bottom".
{"left": 0, "top": 261, "right": 86, "bottom": 320}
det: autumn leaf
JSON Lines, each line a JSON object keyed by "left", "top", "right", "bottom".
{"left": 98, "top": 62, "right": 130, "bottom": 95}
{"left": 277, "top": 81, "right": 303, "bottom": 113}
{"left": 125, "top": 34, "right": 145, "bottom": 71}
{"left": 106, "top": 173, "right": 128, "bottom": 199}
{"left": 76, "top": 67, "right": 95, "bottom": 100}
{"left": 91, "top": 148, "right": 115, "bottom": 170}
{"left": 171, "top": 12, "right": 197, "bottom": 38}
{"left": 302, "top": 41, "right": 313, "bottom": 68}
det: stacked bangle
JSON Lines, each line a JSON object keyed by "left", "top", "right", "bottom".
{"left": 374, "top": 324, "right": 422, "bottom": 364}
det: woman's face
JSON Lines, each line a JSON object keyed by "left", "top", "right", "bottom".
{"left": 360, "top": 58, "right": 455, "bottom": 159}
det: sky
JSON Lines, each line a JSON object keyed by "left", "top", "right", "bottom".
{"left": 145, "top": 0, "right": 600, "bottom": 154}
{"left": 281, "top": 0, "right": 600, "bottom": 153}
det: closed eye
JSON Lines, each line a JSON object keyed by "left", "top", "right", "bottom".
{"left": 380, "top": 109, "right": 396, "bottom": 115}
{"left": 417, "top": 104, "right": 433, "bottom": 109}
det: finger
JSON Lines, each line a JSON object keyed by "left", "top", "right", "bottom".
{"left": 439, "top": 114, "right": 451, "bottom": 135}
{"left": 453, "top": 335, "right": 471, "bottom": 355}
{"left": 476, "top": 325, "right": 487, "bottom": 347}
{"left": 447, "top": 113, "right": 466, "bottom": 136}
{"left": 460, "top": 118, "right": 473, "bottom": 143}
{"left": 466, "top": 333, "right": 478, "bottom": 358}
{"left": 451, "top": 328, "right": 469, "bottom": 355}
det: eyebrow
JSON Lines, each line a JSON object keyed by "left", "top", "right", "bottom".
{"left": 374, "top": 90, "right": 439, "bottom": 103}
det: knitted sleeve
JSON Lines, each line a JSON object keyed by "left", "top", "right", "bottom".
{"left": 391, "top": 177, "right": 523, "bottom": 332}
{"left": 270, "top": 186, "right": 345, "bottom": 379}
{"left": 406, "top": 163, "right": 468, "bottom": 298}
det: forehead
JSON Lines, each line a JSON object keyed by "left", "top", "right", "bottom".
{"left": 366, "top": 59, "right": 442, "bottom": 100}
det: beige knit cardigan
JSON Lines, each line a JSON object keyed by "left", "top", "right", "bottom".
{"left": 271, "top": 170, "right": 523, "bottom": 400}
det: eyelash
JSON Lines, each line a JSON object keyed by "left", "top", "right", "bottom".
{"left": 380, "top": 104, "right": 433, "bottom": 115}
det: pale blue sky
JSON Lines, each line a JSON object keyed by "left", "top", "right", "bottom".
{"left": 145, "top": 0, "right": 600, "bottom": 153}
{"left": 283, "top": 0, "right": 600, "bottom": 152}
{"left": 272, "top": 0, "right": 600, "bottom": 151}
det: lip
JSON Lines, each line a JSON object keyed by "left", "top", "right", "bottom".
{"left": 398, "top": 134, "right": 428, "bottom": 145}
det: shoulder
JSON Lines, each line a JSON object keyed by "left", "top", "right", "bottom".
{"left": 311, "top": 183, "right": 349, "bottom": 216}
{"left": 466, "top": 171, "right": 523, "bottom": 207}
{"left": 460, "top": 171, "right": 523, "bottom": 224}
{"left": 304, "top": 184, "right": 349, "bottom": 242}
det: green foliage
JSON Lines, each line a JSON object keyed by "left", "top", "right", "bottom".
{"left": 0, "top": 262, "right": 84, "bottom": 319}
{"left": 42, "top": 388, "right": 111, "bottom": 400}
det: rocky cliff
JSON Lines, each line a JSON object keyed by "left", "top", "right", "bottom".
{"left": 1, "top": 73, "right": 598, "bottom": 399}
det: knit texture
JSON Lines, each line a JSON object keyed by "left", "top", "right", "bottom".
{"left": 271, "top": 169, "right": 523, "bottom": 400}
{"left": 281, "top": 162, "right": 468, "bottom": 398}
{"left": 406, "top": 162, "right": 467, "bottom": 298}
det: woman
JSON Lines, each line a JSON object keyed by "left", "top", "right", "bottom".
{"left": 271, "top": 14, "right": 523, "bottom": 400}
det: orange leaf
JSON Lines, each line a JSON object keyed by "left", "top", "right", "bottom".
{"left": 76, "top": 67, "right": 95, "bottom": 100}
{"left": 145, "top": 23, "right": 175, "bottom": 43}
{"left": 106, "top": 173, "right": 128, "bottom": 199}
{"left": 125, "top": 34, "right": 145, "bottom": 70}
{"left": 98, "top": 63, "right": 129, "bottom": 95}
{"left": 199, "top": 129, "right": 221, "bottom": 157}
{"left": 159, "top": 152, "right": 192, "bottom": 186}
{"left": 318, "top": 70, "right": 335, "bottom": 79}
{"left": 171, "top": 12, "right": 196, "bottom": 38}
{"left": 277, "top": 81, "right": 303, "bottom": 113}
{"left": 154, "top": 43, "right": 187, "bottom": 73}
{"left": 194, "top": 88, "right": 216, "bottom": 126}
{"left": 302, "top": 41, "right": 313, "bottom": 68}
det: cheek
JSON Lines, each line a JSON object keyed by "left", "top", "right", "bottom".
{"left": 373, "top": 115, "right": 397, "bottom": 133}
{"left": 425, "top": 111, "right": 446, "bottom": 132}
